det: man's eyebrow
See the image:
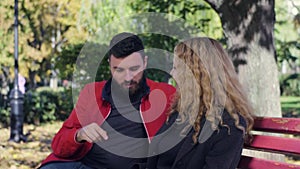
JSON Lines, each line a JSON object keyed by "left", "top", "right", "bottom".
{"left": 130, "top": 65, "right": 140, "bottom": 69}
{"left": 113, "top": 66, "right": 123, "bottom": 69}
{"left": 113, "top": 65, "right": 140, "bottom": 69}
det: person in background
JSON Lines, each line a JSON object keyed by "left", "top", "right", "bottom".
{"left": 18, "top": 74, "right": 26, "bottom": 94}
{"left": 146, "top": 37, "right": 254, "bottom": 169}
{"left": 39, "top": 32, "right": 176, "bottom": 169}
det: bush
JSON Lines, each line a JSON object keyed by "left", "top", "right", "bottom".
{"left": 23, "top": 87, "right": 73, "bottom": 125}
{"left": 280, "top": 73, "right": 300, "bottom": 96}
{"left": 0, "top": 86, "right": 73, "bottom": 126}
{"left": 0, "top": 107, "right": 10, "bottom": 127}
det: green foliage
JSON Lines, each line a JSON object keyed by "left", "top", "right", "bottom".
{"left": 276, "top": 40, "right": 300, "bottom": 65}
{"left": 0, "top": 83, "right": 11, "bottom": 127}
{"left": 275, "top": 0, "right": 300, "bottom": 97}
{"left": 0, "top": 87, "right": 73, "bottom": 126}
{"left": 275, "top": 1, "right": 300, "bottom": 74}
{"left": 129, "top": 0, "right": 222, "bottom": 38}
{"left": 78, "top": 0, "right": 130, "bottom": 36}
{"left": 55, "top": 42, "right": 111, "bottom": 83}
{"left": 0, "top": 1, "right": 14, "bottom": 74}
{"left": 145, "top": 69, "right": 170, "bottom": 83}
{"left": 23, "top": 87, "right": 73, "bottom": 124}
{"left": 141, "top": 33, "right": 178, "bottom": 52}
{"left": 55, "top": 43, "right": 86, "bottom": 80}
{"left": 0, "top": 106, "right": 10, "bottom": 127}
{"left": 280, "top": 74, "right": 300, "bottom": 96}
{"left": 0, "top": 0, "right": 82, "bottom": 88}
{"left": 280, "top": 96, "right": 300, "bottom": 117}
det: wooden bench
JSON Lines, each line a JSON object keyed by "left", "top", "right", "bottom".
{"left": 238, "top": 117, "right": 300, "bottom": 169}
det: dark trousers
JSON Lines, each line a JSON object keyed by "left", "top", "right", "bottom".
{"left": 40, "top": 161, "right": 94, "bottom": 169}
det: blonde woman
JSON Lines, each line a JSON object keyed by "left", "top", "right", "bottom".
{"left": 146, "top": 37, "right": 254, "bottom": 169}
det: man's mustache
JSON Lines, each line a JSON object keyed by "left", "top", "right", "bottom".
{"left": 122, "top": 80, "right": 138, "bottom": 86}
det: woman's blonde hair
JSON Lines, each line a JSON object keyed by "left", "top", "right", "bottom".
{"left": 171, "top": 37, "right": 254, "bottom": 143}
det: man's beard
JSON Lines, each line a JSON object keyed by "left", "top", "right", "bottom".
{"left": 122, "top": 80, "right": 140, "bottom": 95}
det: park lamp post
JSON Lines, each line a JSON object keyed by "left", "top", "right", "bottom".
{"left": 9, "top": 0, "right": 26, "bottom": 143}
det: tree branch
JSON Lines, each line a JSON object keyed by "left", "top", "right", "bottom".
{"left": 289, "top": 0, "right": 300, "bottom": 13}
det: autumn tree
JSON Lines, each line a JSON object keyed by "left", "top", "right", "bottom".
{"left": 0, "top": 0, "right": 82, "bottom": 89}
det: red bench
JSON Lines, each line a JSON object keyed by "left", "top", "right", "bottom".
{"left": 238, "top": 117, "right": 300, "bottom": 169}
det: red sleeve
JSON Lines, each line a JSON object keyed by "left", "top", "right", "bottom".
{"left": 51, "top": 109, "right": 92, "bottom": 158}
{"left": 51, "top": 83, "right": 100, "bottom": 159}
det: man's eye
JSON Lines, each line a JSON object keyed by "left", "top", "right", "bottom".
{"left": 130, "top": 67, "right": 140, "bottom": 71}
{"left": 115, "top": 68, "right": 124, "bottom": 72}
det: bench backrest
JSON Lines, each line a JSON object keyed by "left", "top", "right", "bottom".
{"left": 238, "top": 117, "right": 300, "bottom": 169}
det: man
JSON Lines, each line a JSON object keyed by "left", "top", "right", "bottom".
{"left": 40, "top": 32, "right": 176, "bottom": 169}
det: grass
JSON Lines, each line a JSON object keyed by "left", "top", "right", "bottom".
{"left": 280, "top": 96, "right": 300, "bottom": 117}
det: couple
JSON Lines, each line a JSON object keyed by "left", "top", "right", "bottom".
{"left": 39, "top": 32, "right": 254, "bottom": 169}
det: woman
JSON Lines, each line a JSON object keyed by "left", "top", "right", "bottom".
{"left": 146, "top": 37, "right": 254, "bottom": 169}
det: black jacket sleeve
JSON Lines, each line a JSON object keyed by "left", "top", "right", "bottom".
{"left": 203, "top": 123, "right": 245, "bottom": 169}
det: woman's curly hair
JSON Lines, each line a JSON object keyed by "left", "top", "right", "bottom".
{"left": 170, "top": 37, "right": 254, "bottom": 143}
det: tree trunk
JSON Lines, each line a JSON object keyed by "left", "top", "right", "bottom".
{"left": 205, "top": 0, "right": 283, "bottom": 161}
{"left": 29, "top": 70, "right": 37, "bottom": 89}
{"left": 205, "top": 0, "right": 281, "bottom": 117}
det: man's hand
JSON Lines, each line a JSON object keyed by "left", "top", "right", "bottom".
{"left": 76, "top": 123, "right": 108, "bottom": 143}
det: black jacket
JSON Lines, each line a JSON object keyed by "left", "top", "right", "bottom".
{"left": 145, "top": 111, "right": 246, "bottom": 169}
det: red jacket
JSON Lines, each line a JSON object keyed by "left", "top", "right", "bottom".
{"left": 41, "top": 79, "right": 175, "bottom": 165}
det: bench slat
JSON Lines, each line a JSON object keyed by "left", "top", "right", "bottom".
{"left": 253, "top": 117, "right": 300, "bottom": 134}
{"left": 239, "top": 117, "right": 300, "bottom": 168}
{"left": 238, "top": 156, "right": 300, "bottom": 169}
{"left": 245, "top": 135, "right": 300, "bottom": 156}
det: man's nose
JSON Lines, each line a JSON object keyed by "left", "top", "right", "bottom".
{"left": 124, "top": 70, "right": 133, "bottom": 81}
